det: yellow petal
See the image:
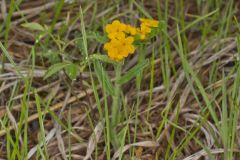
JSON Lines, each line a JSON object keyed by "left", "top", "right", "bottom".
{"left": 140, "top": 24, "right": 151, "bottom": 34}
{"left": 126, "top": 36, "right": 134, "bottom": 44}
{"left": 128, "top": 45, "right": 135, "bottom": 53}
{"left": 119, "top": 23, "right": 127, "bottom": 31}
{"left": 112, "top": 20, "right": 121, "bottom": 26}
{"left": 105, "top": 24, "right": 113, "bottom": 34}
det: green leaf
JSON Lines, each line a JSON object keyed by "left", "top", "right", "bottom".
{"left": 44, "top": 62, "right": 70, "bottom": 80}
{"left": 79, "top": 7, "right": 88, "bottom": 57}
{"left": 41, "top": 49, "right": 61, "bottom": 64}
{"left": 118, "top": 59, "right": 149, "bottom": 85}
{"left": 87, "top": 31, "right": 108, "bottom": 43}
{"left": 117, "top": 125, "right": 129, "bottom": 160}
{"left": 21, "top": 22, "right": 45, "bottom": 31}
{"left": 75, "top": 38, "right": 85, "bottom": 55}
{"left": 93, "top": 32, "right": 108, "bottom": 43}
{"left": 65, "top": 63, "right": 78, "bottom": 80}
{"left": 91, "top": 54, "right": 117, "bottom": 65}
{"left": 93, "top": 60, "right": 114, "bottom": 95}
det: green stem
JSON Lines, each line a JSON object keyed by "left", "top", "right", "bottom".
{"left": 132, "top": 44, "right": 144, "bottom": 155}
{"left": 110, "top": 62, "right": 122, "bottom": 149}
{"left": 111, "top": 62, "right": 122, "bottom": 127}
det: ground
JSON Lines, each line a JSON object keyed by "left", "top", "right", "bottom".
{"left": 0, "top": 0, "right": 240, "bottom": 160}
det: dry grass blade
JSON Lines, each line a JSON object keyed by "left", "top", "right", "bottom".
{"left": 27, "top": 128, "right": 56, "bottom": 159}
{"left": 0, "top": 0, "right": 6, "bottom": 20}
{"left": 112, "top": 141, "right": 159, "bottom": 160}
{"left": 183, "top": 148, "right": 225, "bottom": 160}
{"left": 5, "top": 107, "right": 18, "bottom": 138}
{"left": 0, "top": 1, "right": 56, "bottom": 19}
{"left": 84, "top": 122, "right": 103, "bottom": 160}
{"left": 0, "top": 81, "right": 17, "bottom": 93}
{"left": 55, "top": 88, "right": 71, "bottom": 160}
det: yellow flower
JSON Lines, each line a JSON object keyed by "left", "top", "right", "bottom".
{"left": 103, "top": 19, "right": 159, "bottom": 60}
{"left": 140, "top": 24, "right": 151, "bottom": 34}
{"left": 136, "top": 28, "right": 146, "bottom": 40}
{"left": 104, "top": 35, "right": 135, "bottom": 61}
{"left": 108, "top": 31, "right": 125, "bottom": 40}
{"left": 136, "top": 18, "right": 159, "bottom": 40}
{"left": 140, "top": 18, "right": 159, "bottom": 28}
{"left": 136, "top": 24, "right": 151, "bottom": 40}
{"left": 125, "top": 25, "right": 138, "bottom": 35}
{"left": 105, "top": 20, "right": 126, "bottom": 39}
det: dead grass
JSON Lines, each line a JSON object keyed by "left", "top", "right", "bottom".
{"left": 1, "top": 0, "right": 240, "bottom": 159}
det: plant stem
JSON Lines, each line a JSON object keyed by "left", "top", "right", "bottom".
{"left": 110, "top": 62, "right": 122, "bottom": 149}
{"left": 132, "top": 44, "right": 144, "bottom": 155}
{"left": 111, "top": 62, "right": 122, "bottom": 128}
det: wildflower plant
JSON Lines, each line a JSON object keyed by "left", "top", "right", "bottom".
{"left": 99, "top": 18, "right": 160, "bottom": 148}
{"left": 42, "top": 16, "right": 160, "bottom": 149}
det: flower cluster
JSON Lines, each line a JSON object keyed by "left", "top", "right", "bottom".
{"left": 104, "top": 18, "right": 159, "bottom": 61}
{"left": 138, "top": 18, "right": 159, "bottom": 40}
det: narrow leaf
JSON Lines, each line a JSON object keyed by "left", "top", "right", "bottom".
{"left": 94, "top": 60, "right": 114, "bottom": 95}
{"left": 21, "top": 22, "right": 45, "bottom": 31}
{"left": 119, "top": 59, "right": 149, "bottom": 85}
{"left": 91, "top": 54, "right": 117, "bottom": 65}
{"left": 44, "top": 62, "right": 70, "bottom": 80}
